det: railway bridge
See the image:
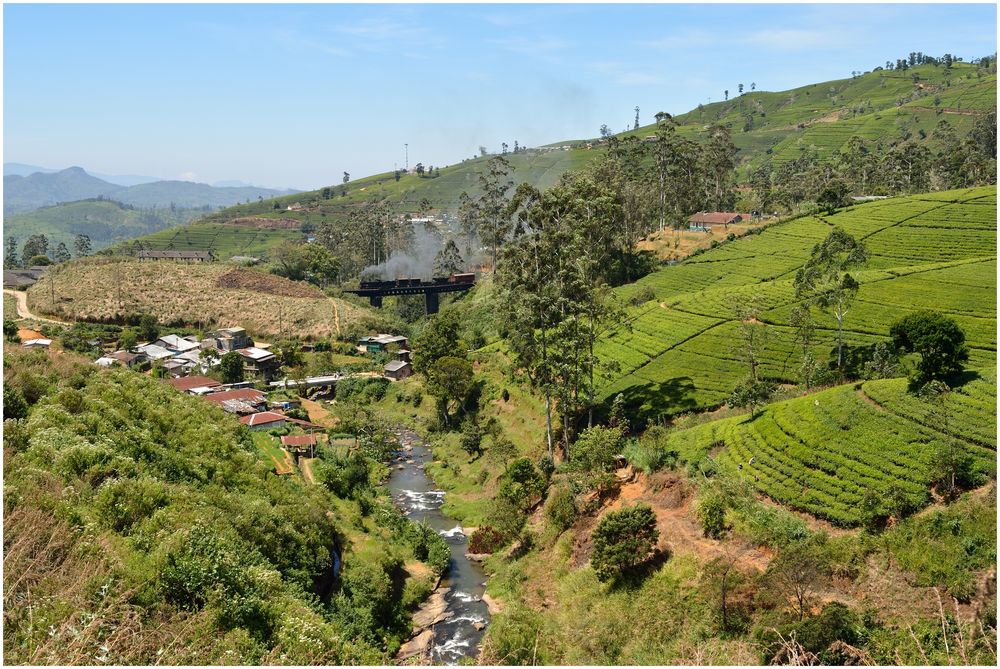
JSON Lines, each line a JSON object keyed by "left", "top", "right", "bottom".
{"left": 343, "top": 273, "right": 476, "bottom": 314}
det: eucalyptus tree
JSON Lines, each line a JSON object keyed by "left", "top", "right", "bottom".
{"left": 794, "top": 228, "right": 868, "bottom": 376}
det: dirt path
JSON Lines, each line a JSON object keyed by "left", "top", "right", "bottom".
{"left": 299, "top": 457, "right": 317, "bottom": 484}
{"left": 3, "top": 289, "right": 66, "bottom": 325}
{"left": 330, "top": 298, "right": 341, "bottom": 336}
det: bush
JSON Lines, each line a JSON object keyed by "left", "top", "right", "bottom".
{"left": 3, "top": 386, "right": 28, "bottom": 420}
{"left": 590, "top": 504, "right": 660, "bottom": 582}
{"left": 543, "top": 485, "right": 576, "bottom": 534}
{"left": 697, "top": 491, "right": 727, "bottom": 539}
{"left": 567, "top": 425, "right": 624, "bottom": 475}
{"left": 623, "top": 433, "right": 677, "bottom": 474}
{"left": 628, "top": 285, "right": 657, "bottom": 306}
{"left": 468, "top": 526, "right": 506, "bottom": 554}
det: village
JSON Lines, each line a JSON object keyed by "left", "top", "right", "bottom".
{"left": 13, "top": 315, "right": 415, "bottom": 481}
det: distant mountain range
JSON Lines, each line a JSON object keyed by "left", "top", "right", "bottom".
{"left": 2, "top": 165, "right": 300, "bottom": 214}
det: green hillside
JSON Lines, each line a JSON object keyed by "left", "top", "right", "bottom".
{"left": 3, "top": 199, "right": 204, "bottom": 256}
{"left": 123, "top": 62, "right": 994, "bottom": 261}
{"left": 629, "top": 62, "right": 996, "bottom": 172}
{"left": 595, "top": 186, "right": 997, "bottom": 423}
{"left": 132, "top": 221, "right": 305, "bottom": 260}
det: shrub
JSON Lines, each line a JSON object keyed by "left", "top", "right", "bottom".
{"left": 590, "top": 504, "right": 660, "bottom": 582}
{"left": 95, "top": 476, "right": 169, "bottom": 534}
{"left": 697, "top": 491, "right": 727, "bottom": 539}
{"left": 628, "top": 285, "right": 657, "bottom": 306}
{"left": 623, "top": 436, "right": 677, "bottom": 474}
{"left": 468, "top": 526, "right": 506, "bottom": 554}
{"left": 543, "top": 485, "right": 576, "bottom": 534}
{"left": 3, "top": 386, "right": 28, "bottom": 420}
{"left": 568, "top": 425, "right": 624, "bottom": 474}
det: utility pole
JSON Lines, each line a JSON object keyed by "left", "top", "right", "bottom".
{"left": 404, "top": 143, "right": 408, "bottom": 172}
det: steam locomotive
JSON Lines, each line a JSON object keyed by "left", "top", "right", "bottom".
{"left": 358, "top": 272, "right": 475, "bottom": 290}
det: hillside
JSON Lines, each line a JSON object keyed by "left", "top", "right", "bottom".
{"left": 3, "top": 199, "right": 205, "bottom": 255}
{"left": 123, "top": 62, "right": 994, "bottom": 260}
{"left": 596, "top": 186, "right": 996, "bottom": 425}
{"left": 24, "top": 257, "right": 379, "bottom": 340}
{"left": 660, "top": 370, "right": 996, "bottom": 526}
{"left": 3, "top": 166, "right": 296, "bottom": 214}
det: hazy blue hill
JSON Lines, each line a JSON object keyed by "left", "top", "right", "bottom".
{"left": 116, "top": 180, "right": 296, "bottom": 209}
{"left": 4, "top": 167, "right": 121, "bottom": 214}
{"left": 3, "top": 199, "right": 204, "bottom": 255}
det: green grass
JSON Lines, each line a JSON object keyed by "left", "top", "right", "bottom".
{"left": 596, "top": 187, "right": 997, "bottom": 424}
{"left": 4, "top": 293, "right": 19, "bottom": 321}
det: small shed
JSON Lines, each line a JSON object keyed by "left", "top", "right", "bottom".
{"left": 384, "top": 360, "right": 413, "bottom": 380}
{"left": 22, "top": 338, "right": 52, "bottom": 349}
{"left": 281, "top": 434, "right": 317, "bottom": 458}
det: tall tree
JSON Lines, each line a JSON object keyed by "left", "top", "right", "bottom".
{"left": 4, "top": 237, "right": 18, "bottom": 268}
{"left": 21, "top": 234, "right": 49, "bottom": 266}
{"left": 74, "top": 234, "right": 93, "bottom": 258}
{"left": 794, "top": 228, "right": 868, "bottom": 376}
{"left": 475, "top": 155, "right": 514, "bottom": 271}
{"left": 433, "top": 239, "right": 464, "bottom": 276}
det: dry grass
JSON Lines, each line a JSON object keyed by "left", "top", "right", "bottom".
{"left": 637, "top": 221, "right": 767, "bottom": 261}
{"left": 26, "top": 257, "right": 371, "bottom": 340}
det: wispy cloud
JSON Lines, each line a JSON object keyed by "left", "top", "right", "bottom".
{"left": 641, "top": 25, "right": 852, "bottom": 53}
{"left": 273, "top": 27, "right": 348, "bottom": 57}
{"left": 335, "top": 17, "right": 427, "bottom": 41}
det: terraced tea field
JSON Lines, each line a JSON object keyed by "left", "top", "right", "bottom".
{"left": 659, "top": 370, "right": 997, "bottom": 526}
{"left": 598, "top": 187, "right": 996, "bottom": 424}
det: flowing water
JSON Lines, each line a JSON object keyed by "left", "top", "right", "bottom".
{"left": 387, "top": 428, "right": 490, "bottom": 664}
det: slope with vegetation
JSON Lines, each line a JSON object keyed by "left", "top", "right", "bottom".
{"left": 2, "top": 347, "right": 446, "bottom": 664}
{"left": 23, "top": 257, "right": 380, "bottom": 340}
{"left": 121, "top": 59, "right": 995, "bottom": 270}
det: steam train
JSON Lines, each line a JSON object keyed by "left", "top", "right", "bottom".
{"left": 358, "top": 272, "right": 475, "bottom": 290}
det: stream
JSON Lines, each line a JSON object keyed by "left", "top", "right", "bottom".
{"left": 387, "top": 428, "right": 490, "bottom": 665}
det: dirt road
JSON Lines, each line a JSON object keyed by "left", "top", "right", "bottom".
{"left": 3, "top": 289, "right": 66, "bottom": 325}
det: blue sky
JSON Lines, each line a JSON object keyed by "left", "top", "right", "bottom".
{"left": 4, "top": 3, "right": 997, "bottom": 190}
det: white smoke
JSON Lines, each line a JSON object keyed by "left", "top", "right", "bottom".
{"left": 361, "top": 221, "right": 444, "bottom": 280}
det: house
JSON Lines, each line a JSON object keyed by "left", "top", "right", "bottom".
{"left": 281, "top": 434, "right": 317, "bottom": 458}
{"left": 137, "top": 250, "right": 213, "bottom": 263}
{"left": 155, "top": 334, "right": 201, "bottom": 354}
{"left": 384, "top": 360, "right": 413, "bottom": 380}
{"left": 138, "top": 343, "right": 174, "bottom": 361}
{"left": 396, "top": 349, "right": 412, "bottom": 362}
{"left": 213, "top": 327, "right": 252, "bottom": 351}
{"left": 21, "top": 338, "right": 52, "bottom": 349}
{"left": 237, "top": 347, "right": 280, "bottom": 379}
{"left": 161, "top": 359, "right": 188, "bottom": 377}
{"left": 108, "top": 350, "right": 149, "bottom": 369}
{"left": 687, "top": 212, "right": 746, "bottom": 231}
{"left": 3, "top": 268, "right": 44, "bottom": 289}
{"left": 239, "top": 411, "right": 287, "bottom": 431}
{"left": 204, "top": 388, "right": 268, "bottom": 414}
{"left": 166, "top": 375, "right": 222, "bottom": 394}
{"left": 358, "top": 334, "right": 409, "bottom": 354}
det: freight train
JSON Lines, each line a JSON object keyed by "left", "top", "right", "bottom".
{"left": 358, "top": 272, "right": 475, "bottom": 290}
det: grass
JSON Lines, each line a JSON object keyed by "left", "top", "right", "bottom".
{"left": 24, "top": 256, "right": 376, "bottom": 340}
{"left": 595, "top": 187, "right": 997, "bottom": 424}
{"left": 134, "top": 221, "right": 304, "bottom": 260}
{"left": 4, "top": 292, "right": 20, "bottom": 320}
{"left": 252, "top": 432, "right": 296, "bottom": 476}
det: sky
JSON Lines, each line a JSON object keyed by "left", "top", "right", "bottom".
{"left": 4, "top": 2, "right": 997, "bottom": 190}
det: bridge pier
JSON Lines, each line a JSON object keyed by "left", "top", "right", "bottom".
{"left": 369, "top": 295, "right": 383, "bottom": 308}
{"left": 424, "top": 291, "right": 440, "bottom": 314}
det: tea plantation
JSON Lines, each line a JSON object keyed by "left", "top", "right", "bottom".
{"left": 657, "top": 370, "right": 996, "bottom": 526}
{"left": 597, "top": 186, "right": 996, "bottom": 423}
